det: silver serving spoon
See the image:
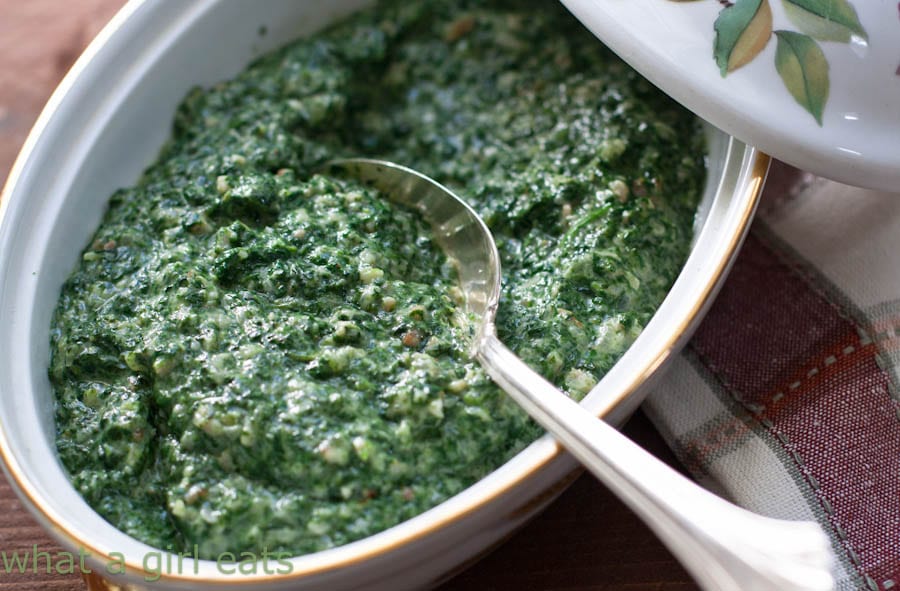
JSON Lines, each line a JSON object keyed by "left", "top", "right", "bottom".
{"left": 326, "top": 158, "right": 835, "bottom": 591}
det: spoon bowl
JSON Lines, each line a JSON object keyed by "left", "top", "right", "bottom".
{"left": 324, "top": 158, "right": 500, "bottom": 335}
{"left": 328, "top": 157, "right": 836, "bottom": 591}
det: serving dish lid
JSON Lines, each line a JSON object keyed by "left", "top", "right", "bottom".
{"left": 561, "top": 0, "right": 900, "bottom": 192}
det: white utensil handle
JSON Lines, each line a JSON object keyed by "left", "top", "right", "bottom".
{"left": 477, "top": 333, "right": 834, "bottom": 591}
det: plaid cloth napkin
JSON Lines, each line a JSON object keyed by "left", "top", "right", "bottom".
{"left": 644, "top": 162, "right": 900, "bottom": 591}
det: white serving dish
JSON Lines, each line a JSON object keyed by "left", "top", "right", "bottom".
{"left": 0, "top": 1, "right": 767, "bottom": 589}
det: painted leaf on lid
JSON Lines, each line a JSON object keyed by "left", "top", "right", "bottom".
{"left": 782, "top": 0, "right": 867, "bottom": 43}
{"left": 714, "top": 0, "right": 774, "bottom": 76}
{"left": 774, "top": 30, "right": 829, "bottom": 124}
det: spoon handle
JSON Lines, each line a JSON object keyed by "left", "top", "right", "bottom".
{"left": 477, "top": 333, "right": 834, "bottom": 591}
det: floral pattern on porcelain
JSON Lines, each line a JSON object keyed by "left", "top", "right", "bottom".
{"left": 673, "top": 0, "right": 868, "bottom": 125}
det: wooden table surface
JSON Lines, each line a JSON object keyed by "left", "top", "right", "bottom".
{"left": 0, "top": 1, "right": 698, "bottom": 589}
